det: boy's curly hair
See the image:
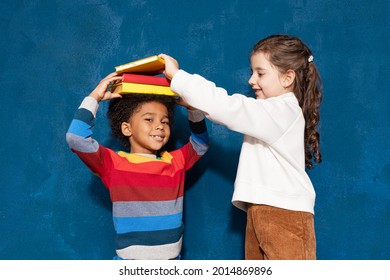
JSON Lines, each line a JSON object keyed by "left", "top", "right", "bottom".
{"left": 107, "top": 94, "right": 176, "bottom": 149}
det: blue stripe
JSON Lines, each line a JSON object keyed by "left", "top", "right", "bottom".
{"left": 74, "top": 108, "right": 95, "bottom": 125}
{"left": 116, "top": 224, "right": 184, "bottom": 249}
{"left": 113, "top": 213, "right": 183, "bottom": 234}
{"left": 191, "top": 131, "right": 209, "bottom": 145}
{"left": 67, "top": 119, "right": 93, "bottom": 138}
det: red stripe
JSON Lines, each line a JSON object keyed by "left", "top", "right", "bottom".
{"left": 74, "top": 144, "right": 201, "bottom": 203}
{"left": 110, "top": 184, "right": 184, "bottom": 202}
{"left": 107, "top": 169, "right": 184, "bottom": 188}
{"left": 110, "top": 156, "right": 185, "bottom": 177}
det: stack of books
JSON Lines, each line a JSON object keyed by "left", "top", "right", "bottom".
{"left": 111, "top": 55, "right": 177, "bottom": 97}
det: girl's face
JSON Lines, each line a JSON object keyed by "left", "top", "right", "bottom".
{"left": 123, "top": 101, "right": 171, "bottom": 154}
{"left": 248, "top": 52, "right": 288, "bottom": 99}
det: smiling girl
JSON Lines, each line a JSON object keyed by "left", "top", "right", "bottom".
{"left": 160, "top": 34, "right": 322, "bottom": 260}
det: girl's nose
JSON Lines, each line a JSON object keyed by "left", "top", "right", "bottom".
{"left": 248, "top": 75, "right": 255, "bottom": 85}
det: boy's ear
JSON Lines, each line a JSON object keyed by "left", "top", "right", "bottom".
{"left": 282, "top": 69, "right": 296, "bottom": 88}
{"left": 121, "top": 121, "right": 132, "bottom": 137}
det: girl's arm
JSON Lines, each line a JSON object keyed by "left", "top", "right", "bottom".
{"left": 172, "top": 70, "right": 301, "bottom": 144}
{"left": 160, "top": 54, "right": 300, "bottom": 144}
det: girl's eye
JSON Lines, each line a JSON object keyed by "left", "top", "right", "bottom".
{"left": 145, "top": 118, "right": 152, "bottom": 122}
{"left": 162, "top": 121, "right": 170, "bottom": 125}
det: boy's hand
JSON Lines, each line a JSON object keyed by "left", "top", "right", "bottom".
{"left": 176, "top": 97, "right": 195, "bottom": 111}
{"left": 89, "top": 72, "right": 123, "bottom": 102}
{"left": 158, "top": 54, "right": 179, "bottom": 80}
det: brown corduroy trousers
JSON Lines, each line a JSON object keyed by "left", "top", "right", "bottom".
{"left": 245, "top": 204, "right": 316, "bottom": 260}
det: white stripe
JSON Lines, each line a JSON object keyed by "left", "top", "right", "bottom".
{"left": 116, "top": 237, "right": 182, "bottom": 260}
{"left": 187, "top": 109, "right": 205, "bottom": 122}
{"left": 79, "top": 96, "right": 99, "bottom": 117}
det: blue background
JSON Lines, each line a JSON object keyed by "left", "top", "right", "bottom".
{"left": 0, "top": 0, "right": 389, "bottom": 260}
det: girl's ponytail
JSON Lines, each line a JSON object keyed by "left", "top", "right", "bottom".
{"left": 302, "top": 61, "right": 322, "bottom": 169}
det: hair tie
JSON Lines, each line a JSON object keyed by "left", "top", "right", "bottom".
{"left": 308, "top": 55, "right": 314, "bottom": 63}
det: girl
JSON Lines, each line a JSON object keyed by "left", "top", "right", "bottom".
{"left": 159, "top": 34, "right": 322, "bottom": 260}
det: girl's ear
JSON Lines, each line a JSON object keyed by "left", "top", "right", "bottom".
{"left": 282, "top": 69, "right": 296, "bottom": 88}
{"left": 121, "top": 121, "right": 132, "bottom": 137}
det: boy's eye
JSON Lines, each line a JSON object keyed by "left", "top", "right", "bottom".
{"left": 162, "top": 120, "right": 170, "bottom": 125}
{"left": 145, "top": 118, "right": 152, "bottom": 122}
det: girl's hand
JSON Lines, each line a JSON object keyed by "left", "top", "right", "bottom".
{"left": 158, "top": 54, "right": 179, "bottom": 80}
{"left": 89, "top": 72, "right": 123, "bottom": 102}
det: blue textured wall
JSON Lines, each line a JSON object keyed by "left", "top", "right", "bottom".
{"left": 0, "top": 0, "right": 389, "bottom": 260}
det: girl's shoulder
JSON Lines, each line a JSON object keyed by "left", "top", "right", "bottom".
{"left": 264, "top": 92, "right": 298, "bottom": 103}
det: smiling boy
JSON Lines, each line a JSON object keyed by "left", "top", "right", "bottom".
{"left": 66, "top": 72, "right": 209, "bottom": 259}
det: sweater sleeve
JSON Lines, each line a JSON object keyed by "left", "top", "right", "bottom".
{"left": 171, "top": 70, "right": 302, "bottom": 144}
{"left": 187, "top": 109, "right": 209, "bottom": 156}
{"left": 66, "top": 96, "right": 99, "bottom": 152}
{"left": 66, "top": 96, "right": 111, "bottom": 177}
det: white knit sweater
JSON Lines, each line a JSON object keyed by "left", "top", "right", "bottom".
{"left": 171, "top": 70, "right": 315, "bottom": 214}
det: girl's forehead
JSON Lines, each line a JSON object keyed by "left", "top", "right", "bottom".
{"left": 250, "top": 52, "right": 272, "bottom": 68}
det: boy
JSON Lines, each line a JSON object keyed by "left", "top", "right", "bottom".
{"left": 66, "top": 72, "right": 209, "bottom": 259}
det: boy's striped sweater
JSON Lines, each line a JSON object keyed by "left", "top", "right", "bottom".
{"left": 66, "top": 96, "right": 209, "bottom": 259}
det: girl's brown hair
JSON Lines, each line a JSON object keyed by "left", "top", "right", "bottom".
{"left": 252, "top": 34, "right": 322, "bottom": 169}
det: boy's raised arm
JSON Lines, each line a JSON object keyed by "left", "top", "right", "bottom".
{"left": 89, "top": 72, "right": 123, "bottom": 102}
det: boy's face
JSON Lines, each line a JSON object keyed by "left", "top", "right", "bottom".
{"left": 121, "top": 101, "right": 171, "bottom": 154}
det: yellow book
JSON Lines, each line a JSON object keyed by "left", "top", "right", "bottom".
{"left": 111, "top": 82, "right": 178, "bottom": 97}
{"left": 115, "top": 55, "right": 165, "bottom": 74}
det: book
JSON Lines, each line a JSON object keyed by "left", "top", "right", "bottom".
{"left": 111, "top": 82, "right": 178, "bottom": 97}
{"left": 122, "top": 73, "right": 171, "bottom": 87}
{"left": 115, "top": 55, "right": 165, "bottom": 74}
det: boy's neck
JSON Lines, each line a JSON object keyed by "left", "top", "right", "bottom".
{"left": 134, "top": 153, "right": 157, "bottom": 159}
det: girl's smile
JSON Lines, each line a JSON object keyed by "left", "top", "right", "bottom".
{"left": 248, "top": 52, "right": 291, "bottom": 99}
